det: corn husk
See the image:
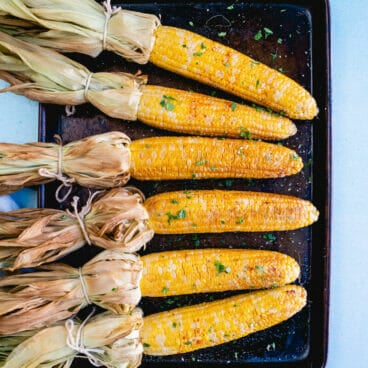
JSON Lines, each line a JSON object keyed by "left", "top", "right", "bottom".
{"left": 0, "top": 249, "right": 143, "bottom": 335}
{"left": 0, "top": 309, "right": 143, "bottom": 368}
{"left": 0, "top": 131, "right": 132, "bottom": 196}
{"left": 0, "top": 30, "right": 147, "bottom": 120}
{"left": 0, "top": 187, "right": 153, "bottom": 270}
{"left": 0, "top": 0, "right": 160, "bottom": 63}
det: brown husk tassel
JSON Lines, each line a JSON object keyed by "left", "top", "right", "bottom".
{"left": 0, "top": 249, "right": 143, "bottom": 335}
{"left": 0, "top": 131, "right": 131, "bottom": 196}
{"left": 0, "top": 309, "right": 143, "bottom": 368}
{"left": 0, "top": 188, "right": 154, "bottom": 270}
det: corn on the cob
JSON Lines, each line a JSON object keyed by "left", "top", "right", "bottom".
{"left": 138, "top": 85, "right": 296, "bottom": 140}
{"left": 0, "top": 30, "right": 296, "bottom": 141}
{"left": 142, "top": 285, "right": 307, "bottom": 355}
{"left": 150, "top": 26, "right": 318, "bottom": 120}
{"left": 130, "top": 136, "right": 303, "bottom": 180}
{"left": 0, "top": 133, "right": 304, "bottom": 197}
{"left": 0, "top": 1, "right": 318, "bottom": 119}
{"left": 141, "top": 249, "right": 300, "bottom": 296}
{"left": 145, "top": 190, "right": 319, "bottom": 234}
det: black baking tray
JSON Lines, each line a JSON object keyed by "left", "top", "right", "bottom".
{"left": 38, "top": 0, "right": 331, "bottom": 367}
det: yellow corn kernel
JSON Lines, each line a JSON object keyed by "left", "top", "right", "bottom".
{"left": 150, "top": 26, "right": 318, "bottom": 120}
{"left": 130, "top": 137, "right": 303, "bottom": 180}
{"left": 142, "top": 285, "right": 307, "bottom": 355}
{"left": 144, "top": 190, "right": 319, "bottom": 234}
{"left": 138, "top": 85, "right": 296, "bottom": 140}
{"left": 141, "top": 248, "right": 300, "bottom": 296}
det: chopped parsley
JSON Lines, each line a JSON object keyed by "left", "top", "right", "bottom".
{"left": 171, "top": 199, "right": 178, "bottom": 204}
{"left": 214, "top": 260, "right": 231, "bottom": 274}
{"left": 193, "top": 51, "right": 204, "bottom": 56}
{"left": 227, "top": 4, "right": 234, "bottom": 10}
{"left": 143, "top": 343, "right": 150, "bottom": 348}
{"left": 263, "top": 233, "right": 277, "bottom": 243}
{"left": 200, "top": 42, "right": 207, "bottom": 49}
{"left": 236, "top": 218, "right": 244, "bottom": 224}
{"left": 271, "top": 52, "right": 278, "bottom": 60}
{"left": 254, "top": 30, "right": 263, "bottom": 41}
{"left": 188, "top": 21, "right": 194, "bottom": 27}
{"left": 277, "top": 38, "right": 283, "bottom": 44}
{"left": 218, "top": 31, "right": 227, "bottom": 37}
{"left": 166, "top": 209, "right": 187, "bottom": 224}
{"left": 195, "top": 159, "right": 206, "bottom": 166}
{"left": 263, "top": 27, "right": 274, "bottom": 39}
{"left": 255, "top": 265, "right": 264, "bottom": 273}
{"left": 231, "top": 102, "right": 237, "bottom": 111}
{"left": 160, "top": 95, "right": 177, "bottom": 111}
{"left": 162, "top": 286, "right": 169, "bottom": 295}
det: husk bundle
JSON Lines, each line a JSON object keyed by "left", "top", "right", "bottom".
{"left": 0, "top": 309, "right": 143, "bottom": 368}
{"left": 0, "top": 0, "right": 160, "bottom": 63}
{"left": 0, "top": 131, "right": 132, "bottom": 196}
{"left": 0, "top": 187, "right": 153, "bottom": 270}
{"left": 0, "top": 30, "right": 147, "bottom": 120}
{"left": 0, "top": 249, "right": 143, "bottom": 335}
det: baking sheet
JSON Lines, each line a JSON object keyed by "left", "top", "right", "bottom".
{"left": 39, "top": 0, "right": 331, "bottom": 366}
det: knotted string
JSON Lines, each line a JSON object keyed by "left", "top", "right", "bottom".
{"left": 102, "top": 0, "right": 122, "bottom": 50}
{"left": 83, "top": 72, "right": 93, "bottom": 100}
{"left": 78, "top": 267, "right": 92, "bottom": 305}
{"left": 65, "top": 309, "right": 104, "bottom": 367}
{"left": 66, "top": 191, "right": 101, "bottom": 245}
{"left": 38, "top": 135, "right": 75, "bottom": 203}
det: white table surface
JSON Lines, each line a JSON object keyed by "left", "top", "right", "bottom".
{"left": 0, "top": 0, "right": 367, "bottom": 366}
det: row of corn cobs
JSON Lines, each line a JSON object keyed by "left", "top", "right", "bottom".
{"left": 0, "top": 1, "right": 318, "bottom": 367}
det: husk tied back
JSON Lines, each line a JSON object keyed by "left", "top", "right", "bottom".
{"left": 0, "top": 310, "right": 143, "bottom": 368}
{"left": 0, "top": 187, "right": 154, "bottom": 270}
{"left": 0, "top": 249, "right": 143, "bottom": 335}
{"left": 0, "top": 0, "right": 160, "bottom": 63}
{"left": 0, "top": 30, "right": 147, "bottom": 120}
{"left": 0, "top": 132, "right": 132, "bottom": 196}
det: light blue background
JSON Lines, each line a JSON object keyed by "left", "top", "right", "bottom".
{"left": 0, "top": 0, "right": 367, "bottom": 366}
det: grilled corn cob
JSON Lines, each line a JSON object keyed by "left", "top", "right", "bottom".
{"left": 0, "top": 30, "right": 296, "bottom": 141}
{"left": 150, "top": 26, "right": 318, "bottom": 120}
{"left": 0, "top": 133, "right": 304, "bottom": 196}
{"left": 142, "top": 285, "right": 307, "bottom": 355}
{"left": 0, "top": 1, "right": 318, "bottom": 119}
{"left": 129, "top": 136, "right": 303, "bottom": 180}
{"left": 145, "top": 190, "right": 319, "bottom": 234}
{"left": 138, "top": 85, "right": 296, "bottom": 140}
{"left": 141, "top": 249, "right": 300, "bottom": 296}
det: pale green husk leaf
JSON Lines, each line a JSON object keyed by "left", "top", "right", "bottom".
{"left": 0, "top": 0, "right": 160, "bottom": 62}
{"left": 0, "top": 309, "right": 143, "bottom": 368}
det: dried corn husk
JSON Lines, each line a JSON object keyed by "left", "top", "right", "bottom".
{"left": 0, "top": 249, "right": 143, "bottom": 335}
{"left": 0, "top": 131, "right": 132, "bottom": 196}
{"left": 0, "top": 30, "right": 147, "bottom": 120}
{"left": 0, "top": 0, "right": 160, "bottom": 62}
{"left": 0, "top": 188, "right": 153, "bottom": 270}
{"left": 0, "top": 309, "right": 143, "bottom": 368}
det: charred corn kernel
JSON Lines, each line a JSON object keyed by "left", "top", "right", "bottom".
{"left": 141, "top": 249, "right": 300, "bottom": 296}
{"left": 130, "top": 137, "right": 303, "bottom": 180}
{"left": 145, "top": 190, "right": 319, "bottom": 234}
{"left": 142, "top": 285, "right": 307, "bottom": 355}
{"left": 150, "top": 26, "right": 318, "bottom": 120}
{"left": 138, "top": 85, "right": 297, "bottom": 140}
